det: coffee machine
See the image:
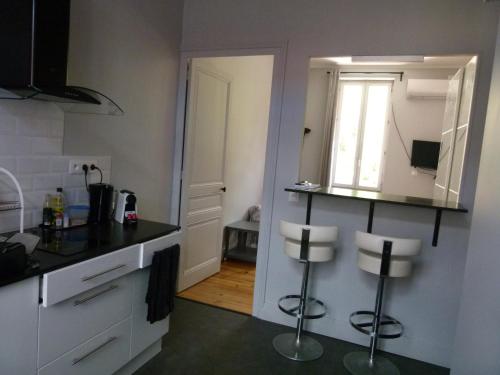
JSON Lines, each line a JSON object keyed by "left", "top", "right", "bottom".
{"left": 88, "top": 183, "right": 114, "bottom": 224}
{"left": 114, "top": 190, "right": 138, "bottom": 224}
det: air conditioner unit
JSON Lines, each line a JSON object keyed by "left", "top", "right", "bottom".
{"left": 406, "top": 79, "right": 448, "bottom": 99}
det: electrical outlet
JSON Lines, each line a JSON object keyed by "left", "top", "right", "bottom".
{"left": 69, "top": 159, "right": 97, "bottom": 174}
{"left": 288, "top": 192, "right": 299, "bottom": 202}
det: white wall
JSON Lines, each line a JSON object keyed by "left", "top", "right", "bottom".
{"left": 301, "top": 67, "right": 454, "bottom": 198}
{"left": 384, "top": 69, "right": 451, "bottom": 198}
{"left": 300, "top": 68, "right": 330, "bottom": 183}
{"left": 0, "top": 101, "right": 110, "bottom": 233}
{"left": 450, "top": 24, "right": 500, "bottom": 375}
{"left": 182, "top": 0, "right": 498, "bottom": 367}
{"left": 63, "top": 0, "right": 183, "bottom": 223}
{"left": 198, "top": 56, "right": 273, "bottom": 226}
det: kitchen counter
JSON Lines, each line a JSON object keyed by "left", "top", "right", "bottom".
{"left": 0, "top": 219, "right": 179, "bottom": 288}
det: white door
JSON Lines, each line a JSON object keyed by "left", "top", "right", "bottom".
{"left": 178, "top": 60, "right": 230, "bottom": 291}
{"left": 433, "top": 68, "right": 464, "bottom": 201}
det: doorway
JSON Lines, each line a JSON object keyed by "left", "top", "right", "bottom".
{"left": 176, "top": 55, "right": 275, "bottom": 315}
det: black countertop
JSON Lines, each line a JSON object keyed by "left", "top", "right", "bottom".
{"left": 285, "top": 186, "right": 468, "bottom": 212}
{"left": 0, "top": 219, "right": 179, "bottom": 288}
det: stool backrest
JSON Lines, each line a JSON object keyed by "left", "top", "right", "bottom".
{"left": 355, "top": 231, "right": 421, "bottom": 257}
{"left": 280, "top": 221, "right": 338, "bottom": 243}
{"left": 280, "top": 220, "right": 338, "bottom": 262}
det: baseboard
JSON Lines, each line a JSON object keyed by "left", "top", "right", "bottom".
{"left": 115, "top": 339, "right": 162, "bottom": 375}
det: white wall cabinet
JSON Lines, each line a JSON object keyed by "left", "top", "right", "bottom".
{"left": 0, "top": 277, "right": 39, "bottom": 375}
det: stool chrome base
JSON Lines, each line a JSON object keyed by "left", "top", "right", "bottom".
{"left": 344, "top": 352, "right": 399, "bottom": 375}
{"left": 272, "top": 333, "right": 323, "bottom": 361}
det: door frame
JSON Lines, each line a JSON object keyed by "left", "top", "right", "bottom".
{"left": 170, "top": 43, "right": 287, "bottom": 317}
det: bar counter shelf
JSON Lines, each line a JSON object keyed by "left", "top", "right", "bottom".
{"left": 285, "top": 186, "right": 468, "bottom": 246}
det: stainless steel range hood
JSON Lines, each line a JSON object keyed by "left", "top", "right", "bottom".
{"left": 0, "top": 0, "right": 123, "bottom": 115}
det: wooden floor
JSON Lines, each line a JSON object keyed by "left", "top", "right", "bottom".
{"left": 177, "top": 259, "right": 256, "bottom": 315}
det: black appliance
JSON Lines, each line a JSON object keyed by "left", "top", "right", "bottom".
{"left": 88, "top": 183, "right": 114, "bottom": 224}
{"left": 0, "top": 0, "right": 120, "bottom": 109}
{"left": 411, "top": 140, "right": 440, "bottom": 170}
{"left": 0, "top": 242, "right": 27, "bottom": 277}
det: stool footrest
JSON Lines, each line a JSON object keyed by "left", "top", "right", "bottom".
{"left": 349, "top": 310, "right": 403, "bottom": 339}
{"left": 278, "top": 294, "right": 326, "bottom": 320}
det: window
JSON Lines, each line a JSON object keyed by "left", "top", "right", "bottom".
{"left": 329, "top": 80, "right": 392, "bottom": 191}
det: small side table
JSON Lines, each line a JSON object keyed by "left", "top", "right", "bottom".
{"left": 223, "top": 220, "right": 259, "bottom": 263}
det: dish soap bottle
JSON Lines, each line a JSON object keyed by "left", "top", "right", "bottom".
{"left": 52, "top": 187, "right": 65, "bottom": 229}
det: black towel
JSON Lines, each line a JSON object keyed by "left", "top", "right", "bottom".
{"left": 146, "top": 244, "right": 180, "bottom": 324}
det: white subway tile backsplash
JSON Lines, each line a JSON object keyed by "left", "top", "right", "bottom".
{"left": 17, "top": 117, "right": 51, "bottom": 137}
{"left": 0, "top": 210, "right": 33, "bottom": 233}
{"left": 33, "top": 174, "right": 63, "bottom": 190}
{"left": 0, "top": 136, "right": 31, "bottom": 155}
{"left": 0, "top": 115, "right": 17, "bottom": 135}
{"left": 0, "top": 157, "right": 16, "bottom": 171}
{"left": 31, "top": 137, "right": 63, "bottom": 155}
{"left": 50, "top": 121, "right": 64, "bottom": 137}
{"left": 49, "top": 156, "right": 70, "bottom": 173}
{"left": 0, "top": 101, "right": 63, "bottom": 120}
{"left": 0, "top": 101, "right": 110, "bottom": 232}
{"left": 0, "top": 175, "right": 32, "bottom": 193}
{"left": 17, "top": 157, "right": 50, "bottom": 174}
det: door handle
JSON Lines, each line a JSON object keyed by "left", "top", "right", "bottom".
{"left": 220, "top": 187, "right": 226, "bottom": 192}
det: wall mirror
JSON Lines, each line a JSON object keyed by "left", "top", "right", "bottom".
{"left": 299, "top": 54, "right": 477, "bottom": 204}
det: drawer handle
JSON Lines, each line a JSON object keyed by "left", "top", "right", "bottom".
{"left": 74, "top": 284, "right": 119, "bottom": 306}
{"left": 72, "top": 336, "right": 118, "bottom": 365}
{"left": 81, "top": 264, "right": 127, "bottom": 282}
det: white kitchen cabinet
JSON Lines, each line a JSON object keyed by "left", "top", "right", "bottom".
{"left": 0, "top": 277, "right": 39, "bottom": 375}
{"left": 41, "top": 244, "right": 140, "bottom": 307}
{"left": 0, "top": 229, "right": 180, "bottom": 375}
{"left": 130, "top": 268, "right": 169, "bottom": 358}
{"left": 140, "top": 231, "right": 181, "bottom": 268}
{"left": 38, "top": 275, "right": 133, "bottom": 367}
{"left": 38, "top": 317, "right": 132, "bottom": 375}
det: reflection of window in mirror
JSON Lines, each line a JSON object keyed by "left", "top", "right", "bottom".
{"left": 299, "top": 55, "right": 477, "bottom": 203}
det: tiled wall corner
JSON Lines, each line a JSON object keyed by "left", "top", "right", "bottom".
{"left": 0, "top": 101, "right": 111, "bottom": 233}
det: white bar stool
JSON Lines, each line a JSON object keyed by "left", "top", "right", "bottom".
{"left": 273, "top": 220, "right": 338, "bottom": 361}
{"left": 344, "top": 231, "right": 421, "bottom": 375}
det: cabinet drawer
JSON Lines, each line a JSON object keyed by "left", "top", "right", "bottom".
{"left": 139, "top": 231, "right": 181, "bottom": 268}
{"left": 42, "top": 244, "right": 140, "bottom": 307}
{"left": 38, "top": 275, "right": 133, "bottom": 368}
{"left": 38, "top": 318, "right": 131, "bottom": 375}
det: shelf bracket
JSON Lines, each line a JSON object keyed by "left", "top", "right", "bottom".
{"left": 432, "top": 209, "right": 442, "bottom": 247}
{"left": 367, "top": 201, "right": 375, "bottom": 233}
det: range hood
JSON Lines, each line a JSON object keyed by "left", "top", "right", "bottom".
{"left": 0, "top": 0, "right": 123, "bottom": 115}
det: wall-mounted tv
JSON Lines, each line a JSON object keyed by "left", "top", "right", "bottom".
{"left": 411, "top": 140, "right": 440, "bottom": 170}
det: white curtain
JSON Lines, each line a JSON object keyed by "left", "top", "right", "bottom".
{"left": 318, "top": 69, "right": 340, "bottom": 186}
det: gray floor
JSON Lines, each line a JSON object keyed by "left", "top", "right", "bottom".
{"left": 134, "top": 298, "right": 449, "bottom": 375}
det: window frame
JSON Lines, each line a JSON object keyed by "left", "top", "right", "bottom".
{"left": 329, "top": 79, "right": 392, "bottom": 192}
